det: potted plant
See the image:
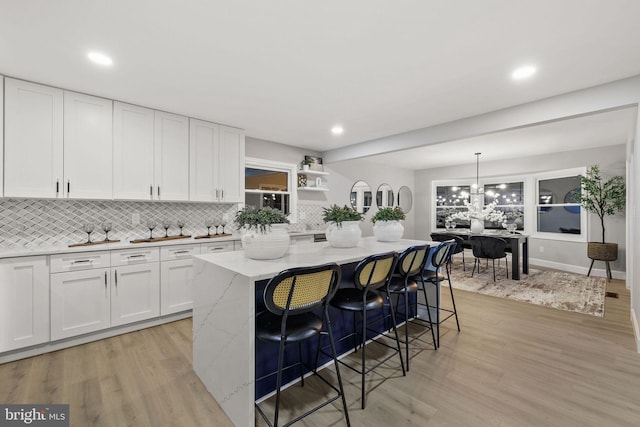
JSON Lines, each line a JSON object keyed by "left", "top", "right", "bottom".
{"left": 300, "top": 158, "right": 312, "bottom": 171}
{"left": 234, "top": 206, "right": 290, "bottom": 259}
{"left": 371, "top": 206, "right": 405, "bottom": 242}
{"left": 322, "top": 204, "right": 364, "bottom": 247}
{"left": 572, "top": 164, "right": 626, "bottom": 277}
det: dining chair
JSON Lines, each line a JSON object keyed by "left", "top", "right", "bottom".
{"left": 469, "top": 235, "right": 509, "bottom": 281}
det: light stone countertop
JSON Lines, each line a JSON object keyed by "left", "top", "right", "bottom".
{"left": 194, "top": 236, "right": 433, "bottom": 282}
{"left": 0, "top": 229, "right": 327, "bottom": 259}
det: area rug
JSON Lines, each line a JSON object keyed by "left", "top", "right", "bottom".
{"left": 447, "top": 263, "right": 606, "bottom": 317}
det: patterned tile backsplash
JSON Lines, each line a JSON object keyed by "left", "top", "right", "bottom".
{"left": 0, "top": 199, "right": 325, "bottom": 249}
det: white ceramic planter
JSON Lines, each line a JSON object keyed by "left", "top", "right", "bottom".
{"left": 373, "top": 220, "right": 404, "bottom": 242}
{"left": 240, "top": 224, "right": 290, "bottom": 260}
{"left": 325, "top": 221, "right": 362, "bottom": 248}
{"left": 470, "top": 218, "right": 485, "bottom": 234}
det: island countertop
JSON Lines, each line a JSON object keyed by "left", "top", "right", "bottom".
{"left": 194, "top": 236, "right": 433, "bottom": 281}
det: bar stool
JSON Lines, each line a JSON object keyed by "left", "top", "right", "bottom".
{"left": 326, "top": 251, "right": 404, "bottom": 409}
{"left": 418, "top": 240, "right": 460, "bottom": 348}
{"left": 255, "top": 263, "right": 350, "bottom": 427}
{"left": 381, "top": 244, "right": 437, "bottom": 371}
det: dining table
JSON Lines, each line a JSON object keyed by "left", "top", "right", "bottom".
{"left": 437, "top": 229, "right": 529, "bottom": 280}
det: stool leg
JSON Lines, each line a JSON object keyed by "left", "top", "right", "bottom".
{"left": 298, "top": 342, "right": 304, "bottom": 387}
{"left": 274, "top": 339, "right": 287, "bottom": 427}
{"left": 387, "top": 292, "right": 407, "bottom": 377}
{"left": 404, "top": 284, "right": 410, "bottom": 371}
{"left": 325, "top": 310, "right": 351, "bottom": 427}
{"left": 419, "top": 277, "right": 437, "bottom": 350}
{"left": 446, "top": 272, "right": 460, "bottom": 332}
{"left": 361, "top": 309, "right": 367, "bottom": 409}
{"left": 606, "top": 261, "right": 612, "bottom": 280}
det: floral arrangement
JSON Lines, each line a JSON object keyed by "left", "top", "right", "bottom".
{"left": 322, "top": 204, "right": 364, "bottom": 226}
{"left": 447, "top": 199, "right": 505, "bottom": 223}
{"left": 234, "top": 206, "right": 289, "bottom": 233}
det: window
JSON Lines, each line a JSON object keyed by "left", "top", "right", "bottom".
{"left": 536, "top": 173, "right": 583, "bottom": 236}
{"left": 244, "top": 158, "right": 298, "bottom": 223}
{"left": 484, "top": 181, "right": 524, "bottom": 230}
{"left": 435, "top": 185, "right": 471, "bottom": 228}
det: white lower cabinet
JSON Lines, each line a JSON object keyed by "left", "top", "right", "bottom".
{"left": 160, "top": 244, "right": 200, "bottom": 315}
{"left": 51, "top": 267, "right": 110, "bottom": 341}
{"left": 111, "top": 263, "right": 160, "bottom": 326}
{"left": 0, "top": 256, "right": 50, "bottom": 352}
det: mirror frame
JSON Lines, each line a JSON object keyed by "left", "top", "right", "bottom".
{"left": 350, "top": 180, "right": 372, "bottom": 214}
{"left": 397, "top": 185, "right": 413, "bottom": 214}
{"left": 376, "top": 183, "right": 394, "bottom": 209}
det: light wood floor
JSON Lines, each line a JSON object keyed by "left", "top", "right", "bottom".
{"left": 1, "top": 279, "right": 639, "bottom": 426}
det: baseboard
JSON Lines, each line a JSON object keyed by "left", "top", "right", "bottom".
{"left": 527, "top": 257, "right": 626, "bottom": 280}
{"left": 632, "top": 308, "right": 640, "bottom": 353}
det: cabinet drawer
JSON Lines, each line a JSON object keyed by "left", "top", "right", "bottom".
{"left": 160, "top": 244, "right": 201, "bottom": 261}
{"left": 51, "top": 251, "right": 111, "bottom": 273}
{"left": 111, "top": 247, "right": 159, "bottom": 266}
{"left": 200, "top": 241, "right": 235, "bottom": 254}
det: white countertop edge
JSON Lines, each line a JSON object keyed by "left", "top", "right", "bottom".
{"left": 0, "top": 234, "right": 239, "bottom": 259}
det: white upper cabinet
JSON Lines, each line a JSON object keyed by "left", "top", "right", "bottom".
{"left": 154, "top": 111, "right": 189, "bottom": 201}
{"left": 218, "top": 125, "right": 245, "bottom": 203}
{"left": 113, "top": 102, "right": 155, "bottom": 200}
{"left": 63, "top": 91, "right": 113, "bottom": 199}
{"left": 4, "top": 78, "right": 64, "bottom": 198}
{"left": 189, "top": 119, "right": 244, "bottom": 202}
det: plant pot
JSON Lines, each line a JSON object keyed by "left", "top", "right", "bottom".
{"left": 373, "top": 220, "right": 404, "bottom": 242}
{"left": 587, "top": 242, "right": 618, "bottom": 261}
{"left": 325, "top": 221, "right": 362, "bottom": 248}
{"left": 240, "top": 224, "right": 290, "bottom": 260}
{"left": 470, "top": 218, "right": 485, "bottom": 234}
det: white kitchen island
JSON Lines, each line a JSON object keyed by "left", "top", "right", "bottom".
{"left": 191, "top": 237, "right": 435, "bottom": 427}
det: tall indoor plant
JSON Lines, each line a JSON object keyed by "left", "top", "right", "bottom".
{"left": 572, "top": 164, "right": 626, "bottom": 274}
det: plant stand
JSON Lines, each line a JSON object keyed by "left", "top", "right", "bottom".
{"left": 587, "top": 242, "right": 618, "bottom": 280}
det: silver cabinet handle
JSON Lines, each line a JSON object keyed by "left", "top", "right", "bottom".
{"left": 104, "top": 271, "right": 107, "bottom": 288}
{"left": 115, "top": 270, "right": 118, "bottom": 288}
{"left": 221, "top": 189, "right": 224, "bottom": 200}
{"left": 210, "top": 247, "right": 224, "bottom": 251}
{"left": 127, "top": 254, "right": 145, "bottom": 259}
{"left": 174, "top": 250, "right": 190, "bottom": 255}
{"left": 157, "top": 186, "right": 161, "bottom": 198}
{"left": 67, "top": 180, "right": 70, "bottom": 195}
{"left": 150, "top": 185, "right": 153, "bottom": 197}
{"left": 56, "top": 180, "right": 59, "bottom": 195}
{"left": 72, "top": 259, "right": 92, "bottom": 264}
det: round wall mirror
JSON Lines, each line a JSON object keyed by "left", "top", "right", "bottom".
{"left": 350, "top": 180, "right": 372, "bottom": 214}
{"left": 397, "top": 186, "right": 413, "bottom": 213}
{"left": 376, "top": 183, "right": 394, "bottom": 208}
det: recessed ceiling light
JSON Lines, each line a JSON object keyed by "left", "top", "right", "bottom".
{"left": 87, "top": 51, "right": 113, "bottom": 66}
{"left": 331, "top": 125, "right": 344, "bottom": 135}
{"left": 511, "top": 65, "right": 536, "bottom": 80}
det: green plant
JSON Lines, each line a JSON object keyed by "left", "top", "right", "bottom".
{"left": 371, "top": 206, "right": 405, "bottom": 223}
{"left": 233, "top": 206, "right": 289, "bottom": 233}
{"left": 571, "top": 164, "right": 626, "bottom": 243}
{"left": 322, "top": 204, "right": 363, "bottom": 226}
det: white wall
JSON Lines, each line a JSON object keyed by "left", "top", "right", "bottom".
{"left": 415, "top": 145, "right": 627, "bottom": 275}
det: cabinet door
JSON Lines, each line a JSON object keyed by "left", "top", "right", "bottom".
{"left": 160, "top": 258, "right": 194, "bottom": 315}
{"left": 154, "top": 111, "right": 189, "bottom": 201}
{"left": 4, "top": 78, "right": 64, "bottom": 198}
{"left": 113, "top": 102, "right": 155, "bottom": 200}
{"left": 64, "top": 91, "right": 113, "bottom": 199}
{"left": 0, "top": 256, "right": 50, "bottom": 352}
{"left": 111, "top": 263, "right": 160, "bottom": 326}
{"left": 217, "top": 125, "right": 245, "bottom": 203}
{"left": 189, "top": 118, "right": 219, "bottom": 202}
{"left": 51, "top": 268, "right": 110, "bottom": 340}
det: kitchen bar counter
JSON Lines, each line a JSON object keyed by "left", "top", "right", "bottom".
{"left": 191, "top": 237, "right": 433, "bottom": 427}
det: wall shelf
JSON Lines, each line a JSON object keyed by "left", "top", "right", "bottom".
{"left": 298, "top": 169, "right": 329, "bottom": 176}
{"left": 297, "top": 186, "right": 329, "bottom": 192}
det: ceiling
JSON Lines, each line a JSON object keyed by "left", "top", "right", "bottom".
{"left": 1, "top": 1, "right": 640, "bottom": 160}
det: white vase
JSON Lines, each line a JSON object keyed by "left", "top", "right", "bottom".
{"left": 240, "top": 224, "right": 290, "bottom": 260}
{"left": 470, "top": 218, "right": 485, "bottom": 234}
{"left": 325, "top": 221, "right": 362, "bottom": 248}
{"left": 373, "top": 220, "right": 404, "bottom": 242}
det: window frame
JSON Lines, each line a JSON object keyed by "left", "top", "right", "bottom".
{"left": 533, "top": 167, "right": 587, "bottom": 242}
{"left": 244, "top": 157, "right": 298, "bottom": 223}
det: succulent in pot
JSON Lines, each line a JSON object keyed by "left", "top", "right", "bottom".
{"left": 322, "top": 204, "right": 363, "bottom": 248}
{"left": 371, "top": 206, "right": 405, "bottom": 242}
{"left": 234, "top": 206, "right": 290, "bottom": 259}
